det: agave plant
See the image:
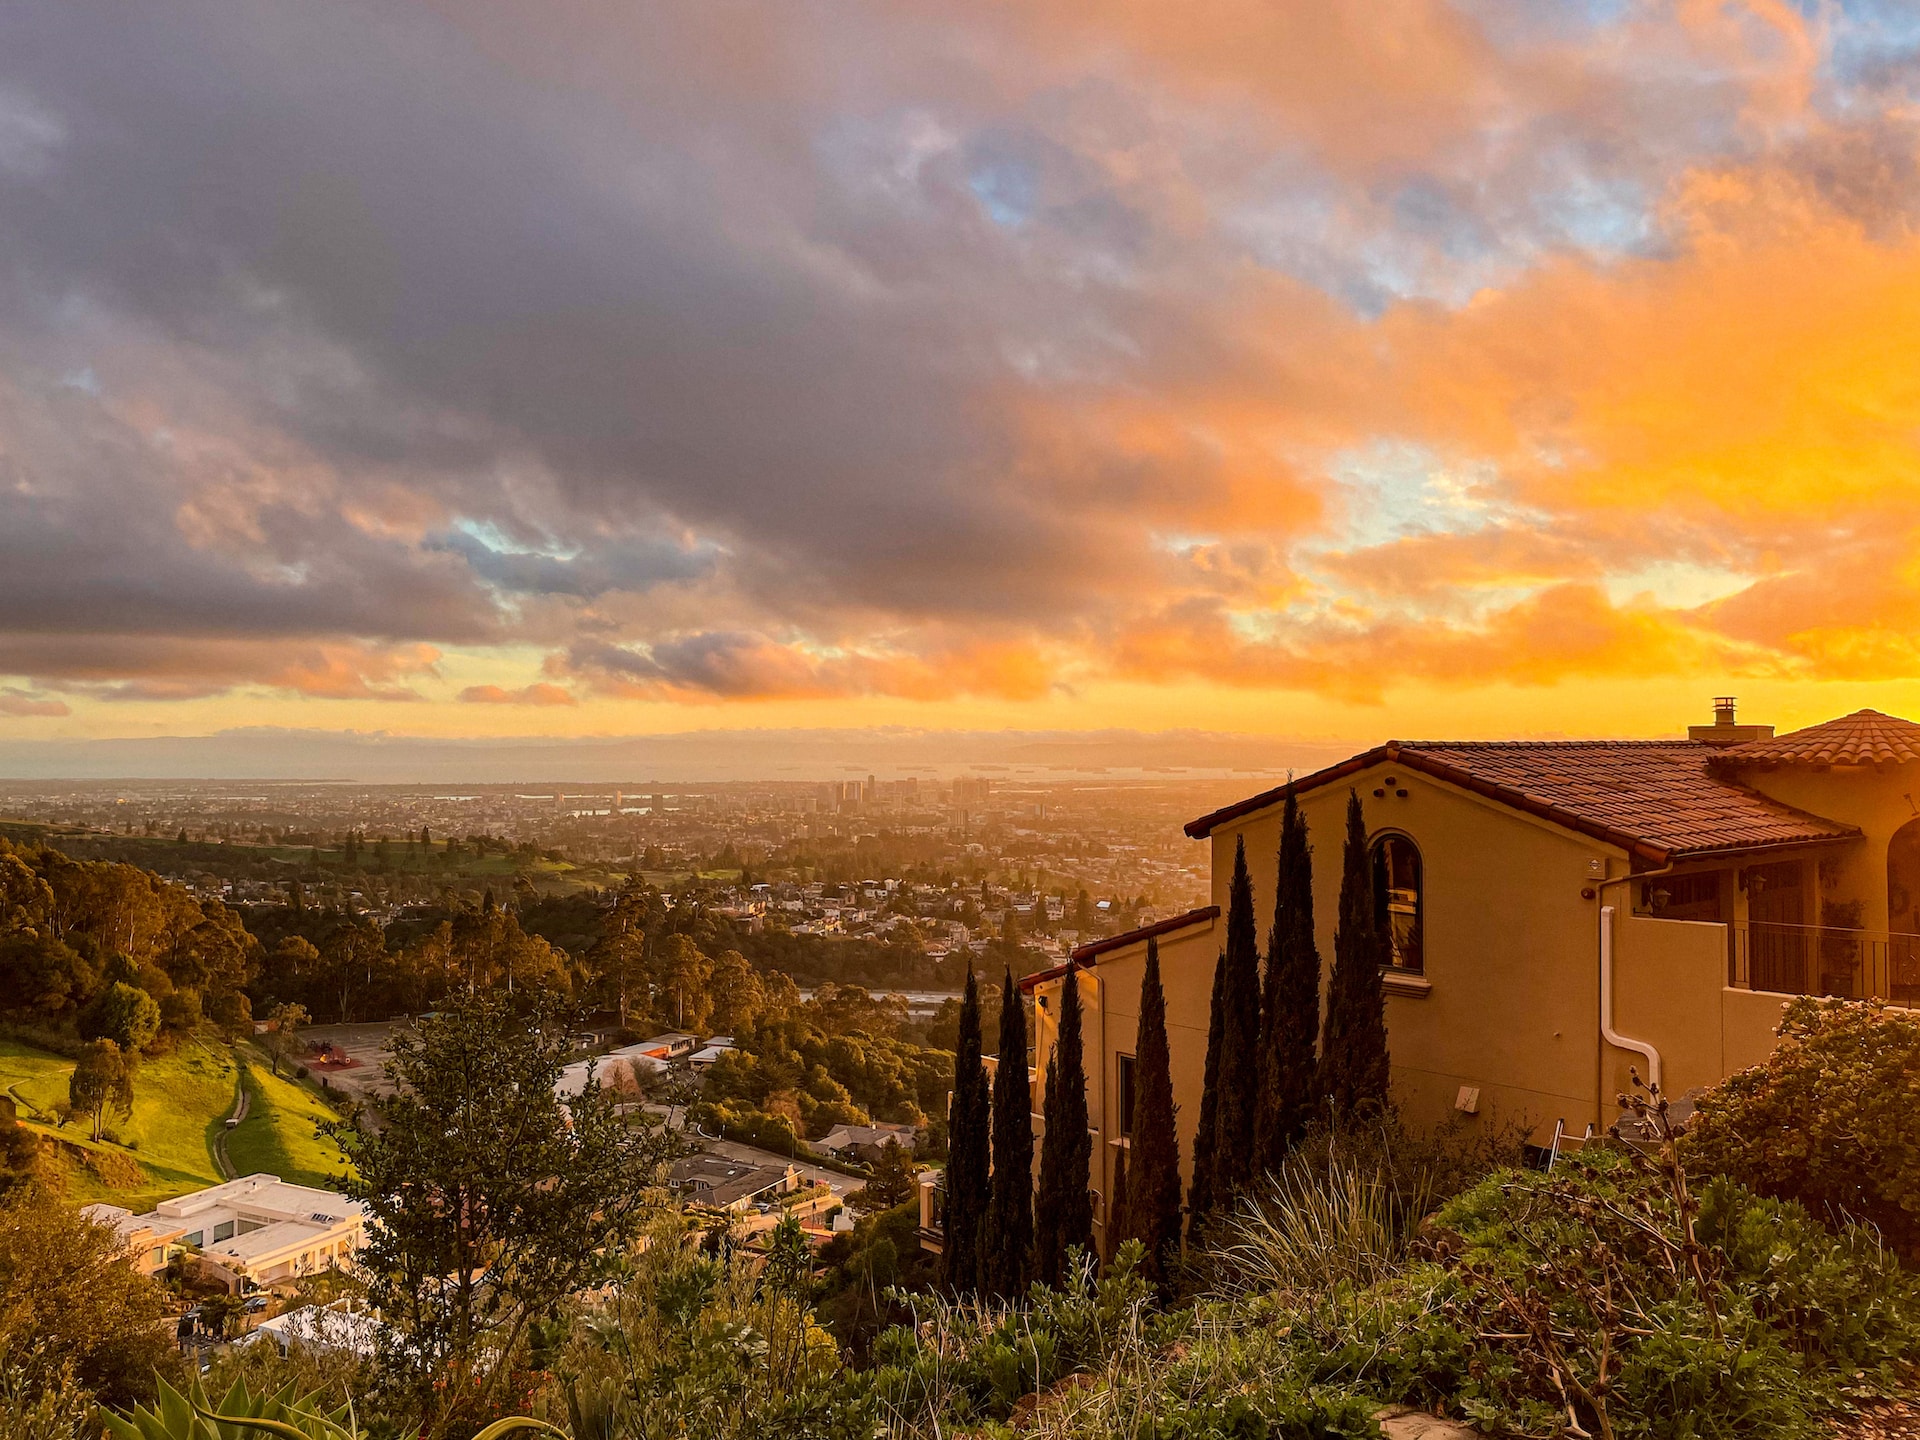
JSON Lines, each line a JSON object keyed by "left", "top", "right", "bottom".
{"left": 102, "top": 1376, "right": 567, "bottom": 1440}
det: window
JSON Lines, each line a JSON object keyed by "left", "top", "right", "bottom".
{"left": 1370, "top": 833, "right": 1423, "bottom": 974}
{"left": 1115, "top": 1054, "right": 1136, "bottom": 1136}
{"left": 212, "top": 1221, "right": 235, "bottom": 1243}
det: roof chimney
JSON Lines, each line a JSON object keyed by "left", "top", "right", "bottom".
{"left": 1689, "top": 696, "right": 1775, "bottom": 747}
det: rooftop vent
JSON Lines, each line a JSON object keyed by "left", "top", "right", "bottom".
{"left": 1688, "top": 696, "right": 1775, "bottom": 748}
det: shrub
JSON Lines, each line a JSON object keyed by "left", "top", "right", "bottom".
{"left": 295, "top": 1065, "right": 310, "bottom": 1080}
{"left": 1685, "top": 998, "right": 1920, "bottom": 1254}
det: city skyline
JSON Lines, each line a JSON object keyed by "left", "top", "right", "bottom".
{"left": 4, "top": 5, "right": 1920, "bottom": 767}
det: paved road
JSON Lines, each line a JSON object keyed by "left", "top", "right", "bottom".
{"left": 212, "top": 1067, "right": 249, "bottom": 1180}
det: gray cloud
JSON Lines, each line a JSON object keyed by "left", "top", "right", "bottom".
{"left": 428, "top": 528, "right": 714, "bottom": 599}
{"left": 0, "top": 1, "right": 1908, "bottom": 707}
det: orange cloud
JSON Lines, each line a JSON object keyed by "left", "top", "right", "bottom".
{"left": 459, "top": 682, "right": 579, "bottom": 707}
{"left": 0, "top": 690, "right": 69, "bottom": 718}
{"left": 555, "top": 633, "right": 1054, "bottom": 704}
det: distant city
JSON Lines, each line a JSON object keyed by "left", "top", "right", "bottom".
{"left": 0, "top": 775, "right": 1239, "bottom": 961}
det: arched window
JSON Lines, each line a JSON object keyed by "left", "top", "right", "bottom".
{"left": 1370, "top": 832, "right": 1423, "bottom": 974}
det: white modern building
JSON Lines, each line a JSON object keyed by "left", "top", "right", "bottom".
{"left": 85, "top": 1173, "right": 366, "bottom": 1292}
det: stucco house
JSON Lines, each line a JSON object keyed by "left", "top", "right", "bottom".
{"left": 1014, "top": 702, "right": 1920, "bottom": 1256}
{"left": 87, "top": 1173, "right": 366, "bottom": 1292}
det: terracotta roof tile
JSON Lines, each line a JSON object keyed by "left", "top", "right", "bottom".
{"left": 1188, "top": 740, "right": 1857, "bottom": 860}
{"left": 1709, "top": 709, "right": 1920, "bottom": 769}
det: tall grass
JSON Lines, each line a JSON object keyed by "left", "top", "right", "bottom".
{"left": 1218, "top": 1156, "right": 1434, "bottom": 1300}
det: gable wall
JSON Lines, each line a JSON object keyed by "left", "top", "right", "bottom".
{"left": 1207, "top": 760, "right": 1626, "bottom": 1141}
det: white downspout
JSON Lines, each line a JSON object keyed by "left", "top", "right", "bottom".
{"left": 1596, "top": 858, "right": 1675, "bottom": 1107}
{"left": 1598, "top": 903, "right": 1660, "bottom": 1092}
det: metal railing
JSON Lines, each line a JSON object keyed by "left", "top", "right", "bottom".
{"left": 1729, "top": 921, "right": 1920, "bottom": 1004}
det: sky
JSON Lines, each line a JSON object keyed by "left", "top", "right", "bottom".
{"left": 4, "top": 2, "right": 1920, "bottom": 776}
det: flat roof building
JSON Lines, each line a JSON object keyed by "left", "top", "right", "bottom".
{"left": 86, "top": 1173, "right": 365, "bottom": 1293}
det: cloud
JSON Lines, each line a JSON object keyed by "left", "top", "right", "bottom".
{"left": 558, "top": 633, "right": 1052, "bottom": 703}
{"left": 0, "top": 2, "right": 1918, "bottom": 727}
{"left": 430, "top": 527, "right": 714, "bottom": 599}
{"left": 0, "top": 687, "right": 67, "bottom": 718}
{"left": 0, "top": 636, "right": 443, "bottom": 703}
{"left": 459, "top": 682, "right": 578, "bottom": 707}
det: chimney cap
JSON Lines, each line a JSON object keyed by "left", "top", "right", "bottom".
{"left": 1691, "top": 696, "right": 1773, "bottom": 747}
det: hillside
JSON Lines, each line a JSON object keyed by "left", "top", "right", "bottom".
{"left": 0, "top": 1033, "right": 350, "bottom": 1209}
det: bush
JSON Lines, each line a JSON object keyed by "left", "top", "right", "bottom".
{"left": 295, "top": 1065, "right": 310, "bottom": 1080}
{"left": 1685, "top": 998, "right": 1920, "bottom": 1253}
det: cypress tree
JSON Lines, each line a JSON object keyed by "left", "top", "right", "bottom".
{"left": 1106, "top": 1150, "right": 1129, "bottom": 1265}
{"left": 1033, "top": 967, "right": 1093, "bottom": 1285}
{"left": 985, "top": 968, "right": 1034, "bottom": 1297}
{"left": 1117, "top": 937, "right": 1182, "bottom": 1284}
{"left": 1186, "top": 953, "right": 1227, "bottom": 1243}
{"left": 1213, "top": 836, "right": 1262, "bottom": 1199}
{"left": 1320, "top": 791, "right": 1391, "bottom": 1116}
{"left": 943, "top": 968, "right": 991, "bottom": 1292}
{"left": 1256, "top": 786, "right": 1320, "bottom": 1175}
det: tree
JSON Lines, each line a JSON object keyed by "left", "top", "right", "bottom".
{"left": 328, "top": 992, "right": 674, "bottom": 1434}
{"left": 1257, "top": 785, "right": 1321, "bottom": 1174}
{"left": 653, "top": 934, "right": 714, "bottom": 1032}
{"left": 1186, "top": 954, "right": 1228, "bottom": 1242}
{"left": 208, "top": 988, "right": 252, "bottom": 1042}
{"left": 78, "top": 982, "right": 160, "bottom": 1055}
{"left": 1033, "top": 965, "right": 1093, "bottom": 1285}
{"left": 942, "top": 969, "right": 990, "bottom": 1293}
{"left": 707, "top": 948, "right": 765, "bottom": 1035}
{"left": 848, "top": 1139, "right": 917, "bottom": 1213}
{"left": 1320, "top": 790, "right": 1391, "bottom": 1116}
{"left": 984, "top": 967, "right": 1033, "bottom": 1297}
{"left": 593, "top": 877, "right": 649, "bottom": 1028}
{"left": 69, "top": 1039, "right": 133, "bottom": 1142}
{"left": 0, "top": 1097, "right": 43, "bottom": 1200}
{"left": 1116, "top": 937, "right": 1181, "bottom": 1283}
{"left": 1213, "top": 836, "right": 1262, "bottom": 1199}
{"left": 266, "top": 1001, "right": 310, "bottom": 1077}
{"left": 0, "top": 1187, "right": 182, "bottom": 1410}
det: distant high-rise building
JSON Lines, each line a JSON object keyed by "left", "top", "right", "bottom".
{"left": 953, "top": 776, "right": 992, "bottom": 806}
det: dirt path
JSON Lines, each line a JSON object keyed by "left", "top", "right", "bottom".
{"left": 212, "top": 1066, "right": 249, "bottom": 1180}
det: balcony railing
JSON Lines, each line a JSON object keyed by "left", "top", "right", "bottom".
{"left": 1729, "top": 921, "right": 1920, "bottom": 1004}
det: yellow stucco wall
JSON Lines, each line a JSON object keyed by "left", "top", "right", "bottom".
{"left": 1203, "top": 762, "right": 1827, "bottom": 1139}
{"left": 1611, "top": 913, "right": 1730, "bottom": 1104}
{"left": 1209, "top": 762, "right": 1628, "bottom": 1140}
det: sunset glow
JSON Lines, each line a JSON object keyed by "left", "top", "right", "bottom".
{"left": 4, "top": 2, "right": 1920, "bottom": 769}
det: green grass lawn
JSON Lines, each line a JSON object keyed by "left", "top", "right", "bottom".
{"left": 226, "top": 1049, "right": 352, "bottom": 1190}
{"left": 0, "top": 1035, "right": 234, "bottom": 1207}
{"left": 0, "top": 1032, "right": 352, "bottom": 1208}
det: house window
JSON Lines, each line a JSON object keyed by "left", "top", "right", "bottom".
{"left": 1115, "top": 1054, "right": 1136, "bottom": 1136}
{"left": 212, "top": 1221, "right": 236, "bottom": 1243}
{"left": 1371, "top": 833, "right": 1423, "bottom": 974}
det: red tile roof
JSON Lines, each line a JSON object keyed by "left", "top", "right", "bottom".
{"left": 1017, "top": 905, "right": 1219, "bottom": 993}
{"left": 1708, "top": 708, "right": 1920, "bottom": 770}
{"left": 1185, "top": 740, "right": 1857, "bottom": 862}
